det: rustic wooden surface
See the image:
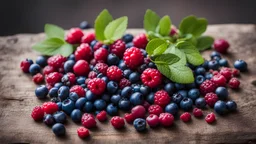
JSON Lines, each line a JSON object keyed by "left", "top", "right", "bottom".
{"left": 0, "top": 24, "right": 256, "bottom": 144}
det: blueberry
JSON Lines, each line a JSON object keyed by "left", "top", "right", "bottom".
{"left": 102, "top": 45, "right": 109, "bottom": 49}
{"left": 195, "top": 66, "right": 206, "bottom": 75}
{"left": 188, "top": 89, "right": 200, "bottom": 101}
{"left": 212, "top": 56, "right": 221, "bottom": 62}
{"left": 210, "top": 51, "right": 221, "bottom": 59}
{"left": 234, "top": 59, "right": 247, "bottom": 72}
{"left": 118, "top": 98, "right": 131, "bottom": 111}
{"left": 126, "top": 42, "right": 133, "bottom": 48}
{"left": 86, "top": 90, "right": 96, "bottom": 101}
{"left": 106, "top": 103, "right": 118, "bottom": 116}
{"left": 205, "top": 72, "right": 213, "bottom": 80}
{"left": 36, "top": 56, "right": 47, "bottom": 67}
{"left": 146, "top": 92, "right": 155, "bottom": 104}
{"left": 148, "top": 62, "right": 156, "bottom": 68}
{"left": 133, "top": 118, "right": 147, "bottom": 132}
{"left": 79, "top": 21, "right": 90, "bottom": 29}
{"left": 63, "top": 60, "right": 75, "bottom": 73}
{"left": 121, "top": 86, "right": 133, "bottom": 98}
{"left": 43, "top": 114, "right": 55, "bottom": 126}
{"left": 175, "top": 83, "right": 186, "bottom": 90}
{"left": 195, "top": 97, "right": 206, "bottom": 108}
{"left": 165, "top": 103, "right": 179, "bottom": 115}
{"left": 57, "top": 102, "right": 62, "bottom": 111}
{"left": 69, "top": 92, "right": 79, "bottom": 102}
{"left": 178, "top": 90, "right": 188, "bottom": 98}
{"left": 215, "top": 87, "right": 228, "bottom": 100}
{"left": 118, "top": 61, "right": 127, "bottom": 70}
{"left": 51, "top": 97, "right": 60, "bottom": 103}
{"left": 54, "top": 83, "right": 63, "bottom": 89}
{"left": 90, "top": 40, "right": 98, "bottom": 48}
{"left": 218, "top": 59, "right": 228, "bottom": 67}
{"left": 140, "top": 85, "right": 150, "bottom": 96}
{"left": 52, "top": 123, "right": 66, "bottom": 136}
{"left": 140, "top": 49, "right": 147, "bottom": 57}
{"left": 129, "top": 72, "right": 140, "bottom": 83}
{"left": 122, "top": 34, "right": 133, "bottom": 43}
{"left": 97, "top": 73, "right": 104, "bottom": 78}
{"left": 94, "top": 99, "right": 107, "bottom": 110}
{"left": 214, "top": 100, "right": 228, "bottom": 115}
{"left": 164, "top": 83, "right": 175, "bottom": 95}
{"left": 208, "top": 60, "right": 219, "bottom": 70}
{"left": 75, "top": 97, "right": 87, "bottom": 110}
{"left": 70, "top": 109, "right": 82, "bottom": 122}
{"left": 76, "top": 76, "right": 86, "bottom": 85}
{"left": 68, "top": 54, "right": 75, "bottom": 61}
{"left": 185, "top": 82, "right": 196, "bottom": 89}
{"left": 101, "top": 76, "right": 109, "bottom": 83}
{"left": 49, "top": 87, "right": 58, "bottom": 98}
{"left": 53, "top": 111, "right": 66, "bottom": 123}
{"left": 201, "top": 60, "right": 209, "bottom": 69}
{"left": 58, "top": 86, "right": 70, "bottom": 101}
{"left": 111, "top": 95, "right": 121, "bottom": 105}
{"left": 137, "top": 64, "right": 147, "bottom": 73}
{"left": 27, "top": 59, "right": 34, "bottom": 65}
{"left": 172, "top": 93, "right": 183, "bottom": 104}
{"left": 107, "top": 81, "right": 118, "bottom": 94}
{"left": 226, "top": 100, "right": 237, "bottom": 111}
{"left": 107, "top": 54, "right": 120, "bottom": 66}
{"left": 83, "top": 101, "right": 94, "bottom": 113}
{"left": 35, "top": 85, "right": 48, "bottom": 99}
{"left": 102, "top": 94, "right": 111, "bottom": 103}
{"left": 180, "top": 98, "right": 193, "bottom": 111}
{"left": 62, "top": 99, "right": 75, "bottom": 115}
{"left": 195, "top": 75, "right": 205, "bottom": 85}
{"left": 29, "top": 64, "right": 41, "bottom": 75}
{"left": 132, "top": 84, "right": 141, "bottom": 92}
{"left": 130, "top": 92, "right": 144, "bottom": 106}
{"left": 123, "top": 69, "right": 132, "bottom": 78}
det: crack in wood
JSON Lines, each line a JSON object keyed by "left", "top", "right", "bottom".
{"left": 1, "top": 97, "right": 24, "bottom": 101}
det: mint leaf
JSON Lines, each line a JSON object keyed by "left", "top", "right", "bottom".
{"left": 44, "top": 24, "right": 65, "bottom": 39}
{"left": 58, "top": 43, "right": 73, "bottom": 57}
{"left": 104, "top": 16, "right": 128, "bottom": 42}
{"left": 169, "top": 65, "right": 194, "bottom": 83}
{"left": 197, "top": 36, "right": 214, "bottom": 51}
{"left": 94, "top": 9, "right": 113, "bottom": 41}
{"left": 158, "top": 15, "right": 171, "bottom": 36}
{"left": 146, "top": 38, "right": 167, "bottom": 56}
{"left": 144, "top": 9, "right": 161, "bottom": 32}
{"left": 156, "top": 64, "right": 171, "bottom": 78}
{"left": 155, "top": 53, "right": 180, "bottom": 65}
{"left": 164, "top": 45, "right": 187, "bottom": 66}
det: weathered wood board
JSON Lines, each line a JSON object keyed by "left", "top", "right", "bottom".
{"left": 0, "top": 25, "right": 256, "bottom": 144}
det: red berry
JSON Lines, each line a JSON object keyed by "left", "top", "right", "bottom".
{"left": 232, "top": 69, "right": 240, "bottom": 77}
{"left": 111, "top": 116, "right": 125, "bottom": 129}
{"left": 109, "top": 40, "right": 126, "bottom": 58}
{"left": 47, "top": 55, "right": 66, "bottom": 69}
{"left": 81, "top": 113, "right": 97, "bottom": 128}
{"left": 62, "top": 72, "right": 76, "bottom": 86}
{"left": 133, "top": 33, "right": 148, "bottom": 49}
{"left": 211, "top": 74, "right": 227, "bottom": 87}
{"left": 142, "top": 101, "right": 150, "bottom": 110}
{"left": 46, "top": 84, "right": 53, "bottom": 91}
{"left": 75, "top": 43, "right": 93, "bottom": 62}
{"left": 45, "top": 72, "right": 62, "bottom": 86}
{"left": 90, "top": 59, "right": 97, "bottom": 66}
{"left": 228, "top": 77, "right": 240, "bottom": 89}
{"left": 43, "top": 65, "right": 56, "bottom": 75}
{"left": 119, "top": 78, "right": 131, "bottom": 89}
{"left": 88, "top": 71, "right": 97, "bottom": 79}
{"left": 141, "top": 68, "right": 162, "bottom": 88}
{"left": 193, "top": 108, "right": 203, "bottom": 117}
{"left": 180, "top": 112, "right": 191, "bottom": 122}
{"left": 81, "top": 32, "right": 95, "bottom": 44}
{"left": 66, "top": 28, "right": 84, "bottom": 44}
{"left": 93, "top": 42, "right": 103, "bottom": 51}
{"left": 96, "top": 110, "right": 107, "bottom": 122}
{"left": 124, "top": 113, "right": 135, "bottom": 123}
{"left": 77, "top": 127, "right": 90, "bottom": 138}
{"left": 159, "top": 113, "right": 174, "bottom": 127}
{"left": 70, "top": 85, "right": 85, "bottom": 97}
{"left": 220, "top": 67, "right": 233, "bottom": 80}
{"left": 200, "top": 80, "right": 217, "bottom": 96}
{"left": 31, "top": 106, "right": 44, "bottom": 121}
{"left": 94, "top": 48, "right": 108, "bottom": 62}
{"left": 146, "top": 114, "right": 160, "bottom": 127}
{"left": 205, "top": 112, "right": 216, "bottom": 124}
{"left": 106, "top": 66, "right": 123, "bottom": 82}
{"left": 131, "top": 105, "right": 146, "bottom": 119}
{"left": 214, "top": 39, "right": 229, "bottom": 53}
{"left": 94, "top": 63, "right": 108, "bottom": 75}
{"left": 73, "top": 60, "right": 90, "bottom": 76}
{"left": 87, "top": 78, "right": 106, "bottom": 95}
{"left": 170, "top": 26, "right": 178, "bottom": 36}
{"left": 148, "top": 105, "right": 163, "bottom": 116}
{"left": 32, "top": 73, "right": 44, "bottom": 84}
{"left": 205, "top": 92, "right": 219, "bottom": 107}
{"left": 20, "top": 59, "right": 32, "bottom": 73}
{"left": 42, "top": 102, "right": 58, "bottom": 114}
{"left": 123, "top": 47, "right": 144, "bottom": 69}
{"left": 154, "top": 90, "right": 170, "bottom": 108}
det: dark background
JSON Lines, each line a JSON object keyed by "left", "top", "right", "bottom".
{"left": 1, "top": 0, "right": 256, "bottom": 36}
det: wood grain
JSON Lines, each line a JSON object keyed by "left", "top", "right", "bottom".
{"left": 0, "top": 25, "right": 256, "bottom": 144}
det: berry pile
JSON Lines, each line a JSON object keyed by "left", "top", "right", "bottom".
{"left": 21, "top": 28, "right": 247, "bottom": 138}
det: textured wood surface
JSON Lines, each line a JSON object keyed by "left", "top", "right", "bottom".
{"left": 0, "top": 25, "right": 256, "bottom": 144}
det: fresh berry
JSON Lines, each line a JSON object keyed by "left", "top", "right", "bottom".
{"left": 195, "top": 75, "right": 205, "bottom": 85}
{"left": 73, "top": 60, "right": 90, "bottom": 76}
{"left": 43, "top": 114, "right": 55, "bottom": 126}
{"left": 88, "top": 71, "right": 97, "bottom": 79}
{"left": 106, "top": 66, "right": 123, "bottom": 82}
{"left": 29, "top": 64, "right": 41, "bottom": 75}
{"left": 94, "top": 63, "right": 108, "bottom": 75}
{"left": 109, "top": 39, "right": 126, "bottom": 58}
{"left": 124, "top": 113, "right": 135, "bottom": 123}
{"left": 232, "top": 69, "right": 240, "bottom": 77}
{"left": 193, "top": 108, "right": 203, "bottom": 117}
{"left": 75, "top": 43, "right": 93, "bottom": 62}
{"left": 219, "top": 67, "right": 232, "bottom": 80}
{"left": 81, "top": 32, "right": 95, "bottom": 44}
{"left": 47, "top": 55, "right": 66, "bottom": 69}
{"left": 63, "top": 60, "right": 75, "bottom": 73}
{"left": 154, "top": 90, "right": 170, "bottom": 108}
{"left": 58, "top": 86, "right": 70, "bottom": 100}
{"left": 211, "top": 74, "right": 227, "bottom": 87}
{"left": 43, "top": 102, "right": 59, "bottom": 114}
{"left": 180, "top": 112, "right": 191, "bottom": 122}
{"left": 66, "top": 28, "right": 84, "bottom": 44}
{"left": 77, "top": 127, "right": 90, "bottom": 138}
{"left": 133, "top": 33, "right": 148, "bottom": 49}
{"left": 205, "top": 113, "right": 216, "bottom": 124}
{"left": 131, "top": 105, "right": 146, "bottom": 119}
{"left": 172, "top": 93, "right": 183, "bottom": 104}
{"left": 208, "top": 60, "right": 219, "bottom": 70}
{"left": 234, "top": 59, "right": 247, "bottom": 72}
{"left": 96, "top": 110, "right": 107, "bottom": 122}
{"left": 70, "top": 109, "right": 82, "bottom": 122}
{"left": 133, "top": 118, "right": 147, "bottom": 132}
{"left": 122, "top": 34, "right": 134, "bottom": 43}
{"left": 45, "top": 72, "right": 62, "bottom": 86}
{"left": 228, "top": 77, "right": 240, "bottom": 89}
{"left": 130, "top": 92, "right": 144, "bottom": 106}
{"left": 188, "top": 88, "right": 200, "bottom": 101}
{"left": 81, "top": 113, "right": 97, "bottom": 128}
{"left": 215, "top": 87, "right": 228, "bottom": 100}
{"left": 31, "top": 106, "right": 44, "bottom": 121}
{"left": 20, "top": 59, "right": 33, "bottom": 73}
{"left": 146, "top": 114, "right": 159, "bottom": 127}
{"left": 180, "top": 98, "right": 193, "bottom": 111}
{"left": 80, "top": 21, "right": 90, "bottom": 29}
{"left": 111, "top": 116, "right": 125, "bottom": 129}
{"left": 200, "top": 80, "right": 217, "bottom": 96}
{"left": 106, "top": 103, "right": 118, "bottom": 116}
{"left": 53, "top": 111, "right": 67, "bottom": 123}
{"left": 43, "top": 66, "right": 56, "bottom": 75}
{"left": 195, "top": 97, "right": 206, "bottom": 108}
{"left": 205, "top": 92, "right": 219, "bottom": 107}
{"left": 118, "top": 98, "right": 131, "bottom": 111}
{"left": 107, "top": 81, "right": 118, "bottom": 94}
{"left": 123, "top": 47, "right": 144, "bottom": 69}
{"left": 94, "top": 48, "right": 108, "bottom": 62}
{"left": 69, "top": 92, "right": 79, "bottom": 102}
{"left": 32, "top": 73, "right": 44, "bottom": 84}
{"left": 148, "top": 105, "right": 163, "bottom": 116}
{"left": 213, "top": 39, "right": 229, "bottom": 53}
{"left": 107, "top": 53, "right": 120, "bottom": 65}
{"left": 129, "top": 72, "right": 140, "bottom": 83}
{"left": 214, "top": 100, "right": 228, "bottom": 115}
{"left": 219, "top": 59, "right": 228, "bottom": 67}
{"left": 70, "top": 85, "right": 85, "bottom": 98}
{"left": 94, "top": 99, "right": 107, "bottom": 111}
{"left": 87, "top": 78, "right": 106, "bottom": 95}
{"left": 195, "top": 66, "right": 206, "bottom": 75}
{"left": 61, "top": 72, "right": 76, "bottom": 86}
{"left": 52, "top": 123, "right": 66, "bottom": 136}
{"left": 159, "top": 113, "right": 174, "bottom": 127}
{"left": 93, "top": 42, "right": 103, "bottom": 51}
{"left": 141, "top": 68, "right": 162, "bottom": 88}
{"left": 165, "top": 103, "right": 179, "bottom": 115}
{"left": 119, "top": 78, "right": 131, "bottom": 89}
{"left": 62, "top": 99, "right": 75, "bottom": 115}
{"left": 36, "top": 56, "right": 47, "bottom": 67}
{"left": 35, "top": 85, "right": 49, "bottom": 99}
{"left": 226, "top": 100, "right": 237, "bottom": 111}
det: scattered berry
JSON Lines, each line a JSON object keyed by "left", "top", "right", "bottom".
{"left": 205, "top": 113, "right": 216, "bottom": 124}
{"left": 211, "top": 74, "right": 227, "bottom": 87}
{"left": 77, "top": 127, "right": 90, "bottom": 138}
{"left": 32, "top": 73, "right": 44, "bottom": 84}
{"left": 70, "top": 85, "right": 85, "bottom": 97}
{"left": 159, "top": 113, "right": 174, "bottom": 127}
{"left": 141, "top": 68, "right": 162, "bottom": 88}
{"left": 81, "top": 32, "right": 95, "bottom": 44}
{"left": 20, "top": 59, "right": 33, "bottom": 73}
{"left": 154, "top": 90, "right": 170, "bottom": 108}
{"left": 52, "top": 123, "right": 66, "bottom": 136}
{"left": 146, "top": 114, "right": 159, "bottom": 127}
{"left": 133, "top": 118, "right": 147, "bottom": 132}
{"left": 31, "top": 106, "right": 44, "bottom": 121}
{"left": 234, "top": 59, "right": 247, "bottom": 72}
{"left": 205, "top": 92, "right": 219, "bottom": 107}
{"left": 111, "top": 116, "right": 125, "bottom": 129}
{"left": 148, "top": 105, "right": 163, "bottom": 116}
{"left": 180, "top": 112, "right": 191, "bottom": 122}
{"left": 228, "top": 77, "right": 240, "bottom": 89}
{"left": 43, "top": 102, "right": 59, "bottom": 114}
{"left": 81, "top": 113, "right": 97, "bottom": 128}
{"left": 46, "top": 72, "right": 62, "bottom": 86}
{"left": 193, "top": 108, "right": 203, "bottom": 117}
{"left": 124, "top": 113, "right": 135, "bottom": 123}
{"left": 94, "top": 48, "right": 108, "bottom": 62}
{"left": 131, "top": 105, "right": 146, "bottom": 119}
{"left": 96, "top": 110, "right": 107, "bottom": 122}
{"left": 213, "top": 39, "right": 229, "bottom": 53}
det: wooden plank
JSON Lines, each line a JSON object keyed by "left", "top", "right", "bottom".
{"left": 0, "top": 24, "right": 256, "bottom": 144}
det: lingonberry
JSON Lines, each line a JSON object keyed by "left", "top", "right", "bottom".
{"left": 111, "top": 116, "right": 125, "bottom": 129}
{"left": 77, "top": 127, "right": 90, "bottom": 138}
{"left": 193, "top": 108, "right": 203, "bottom": 117}
{"left": 31, "top": 106, "right": 44, "bottom": 121}
{"left": 159, "top": 113, "right": 174, "bottom": 127}
{"left": 146, "top": 114, "right": 160, "bottom": 127}
{"left": 228, "top": 77, "right": 240, "bottom": 89}
{"left": 205, "top": 113, "right": 216, "bottom": 124}
{"left": 180, "top": 112, "right": 191, "bottom": 122}
{"left": 96, "top": 110, "right": 107, "bottom": 122}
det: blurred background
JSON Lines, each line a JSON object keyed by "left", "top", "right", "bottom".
{"left": 1, "top": 0, "right": 256, "bottom": 36}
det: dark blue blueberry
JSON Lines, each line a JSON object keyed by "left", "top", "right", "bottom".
{"left": 214, "top": 100, "right": 228, "bottom": 115}
{"left": 49, "top": 87, "right": 58, "bottom": 98}
{"left": 140, "top": 85, "right": 150, "bottom": 96}
{"left": 122, "top": 34, "right": 133, "bottom": 43}
{"left": 54, "top": 83, "right": 63, "bottom": 89}
{"left": 63, "top": 60, "right": 75, "bottom": 73}
{"left": 97, "top": 73, "right": 104, "bottom": 78}
{"left": 76, "top": 76, "right": 86, "bottom": 85}
{"left": 36, "top": 56, "right": 47, "bottom": 67}
{"left": 212, "top": 56, "right": 221, "bottom": 62}
{"left": 101, "top": 76, "right": 109, "bottom": 83}
{"left": 172, "top": 93, "right": 184, "bottom": 104}
{"left": 75, "top": 97, "right": 87, "bottom": 110}
{"left": 61, "top": 74, "right": 71, "bottom": 86}
{"left": 208, "top": 60, "right": 219, "bottom": 70}
{"left": 126, "top": 42, "right": 133, "bottom": 48}
{"left": 234, "top": 59, "right": 247, "bottom": 72}
{"left": 133, "top": 118, "right": 147, "bottom": 132}
{"left": 51, "top": 97, "right": 60, "bottom": 103}
{"left": 53, "top": 111, "right": 66, "bottom": 123}
{"left": 118, "top": 98, "right": 131, "bottom": 111}
{"left": 52, "top": 123, "right": 66, "bottom": 136}
{"left": 146, "top": 92, "right": 155, "bottom": 104}
{"left": 70, "top": 109, "right": 82, "bottom": 122}
{"left": 107, "top": 81, "right": 118, "bottom": 94}
{"left": 195, "top": 75, "right": 206, "bottom": 85}
{"left": 165, "top": 103, "right": 179, "bottom": 115}
{"left": 201, "top": 60, "right": 209, "bottom": 69}
{"left": 195, "top": 66, "right": 206, "bottom": 75}
{"left": 215, "top": 87, "right": 228, "bottom": 100}
{"left": 68, "top": 54, "right": 75, "bottom": 61}
{"left": 35, "top": 85, "right": 48, "bottom": 99}
{"left": 178, "top": 90, "right": 188, "bottom": 98}
{"left": 164, "top": 83, "right": 175, "bottom": 95}
{"left": 29, "top": 64, "right": 41, "bottom": 75}
{"left": 102, "top": 94, "right": 111, "bottom": 103}
{"left": 226, "top": 100, "right": 237, "bottom": 111}
{"left": 121, "top": 86, "right": 133, "bottom": 98}
{"left": 205, "top": 72, "right": 213, "bottom": 80}
{"left": 118, "top": 61, "right": 127, "bottom": 70}
{"left": 123, "top": 69, "right": 132, "bottom": 78}
{"left": 210, "top": 51, "right": 221, "bottom": 59}
{"left": 58, "top": 86, "right": 70, "bottom": 101}
{"left": 180, "top": 98, "right": 193, "bottom": 111}
{"left": 82, "top": 101, "right": 94, "bottom": 113}
{"left": 27, "top": 59, "right": 34, "bottom": 65}
{"left": 107, "top": 53, "right": 120, "bottom": 66}
{"left": 148, "top": 62, "right": 156, "bottom": 68}
{"left": 185, "top": 82, "right": 196, "bottom": 89}
{"left": 102, "top": 45, "right": 109, "bottom": 49}
{"left": 130, "top": 92, "right": 144, "bottom": 106}
{"left": 137, "top": 64, "right": 147, "bottom": 73}
{"left": 111, "top": 95, "right": 121, "bottom": 105}
{"left": 94, "top": 99, "right": 107, "bottom": 110}
{"left": 132, "top": 84, "right": 141, "bottom": 92}
{"left": 86, "top": 90, "right": 96, "bottom": 101}
{"left": 57, "top": 102, "right": 62, "bottom": 111}
{"left": 188, "top": 89, "right": 200, "bottom": 101}
{"left": 140, "top": 49, "right": 147, "bottom": 57}
{"left": 90, "top": 40, "right": 98, "bottom": 48}
{"left": 218, "top": 59, "right": 228, "bottom": 67}
{"left": 90, "top": 65, "right": 94, "bottom": 71}
{"left": 175, "top": 83, "right": 186, "bottom": 90}
{"left": 43, "top": 114, "right": 55, "bottom": 126}
{"left": 106, "top": 103, "right": 118, "bottom": 116}
{"left": 195, "top": 97, "right": 206, "bottom": 108}
{"left": 95, "top": 111, "right": 101, "bottom": 115}
{"left": 69, "top": 92, "right": 79, "bottom": 102}
{"left": 79, "top": 21, "right": 90, "bottom": 29}
{"left": 62, "top": 99, "right": 75, "bottom": 115}
{"left": 129, "top": 72, "right": 140, "bottom": 83}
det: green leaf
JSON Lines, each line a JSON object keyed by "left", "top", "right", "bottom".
{"left": 144, "top": 9, "right": 161, "bottom": 32}
{"left": 155, "top": 53, "right": 180, "bottom": 65}
{"left": 164, "top": 45, "right": 187, "bottom": 66}
{"left": 58, "top": 43, "right": 73, "bottom": 57}
{"left": 94, "top": 9, "right": 113, "bottom": 41}
{"left": 158, "top": 15, "right": 171, "bottom": 36}
{"left": 104, "top": 16, "right": 128, "bottom": 42}
{"left": 156, "top": 64, "right": 172, "bottom": 78}
{"left": 44, "top": 24, "right": 65, "bottom": 39}
{"left": 169, "top": 65, "right": 194, "bottom": 83}
{"left": 197, "top": 36, "right": 214, "bottom": 51}
{"left": 146, "top": 38, "right": 167, "bottom": 56}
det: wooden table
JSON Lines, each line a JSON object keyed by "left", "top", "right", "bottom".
{"left": 0, "top": 24, "right": 256, "bottom": 144}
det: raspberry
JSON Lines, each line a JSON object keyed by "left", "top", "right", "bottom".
{"left": 228, "top": 77, "right": 240, "bottom": 89}
{"left": 213, "top": 39, "right": 229, "bottom": 53}
{"left": 73, "top": 60, "right": 90, "bottom": 76}
{"left": 70, "top": 85, "right": 85, "bottom": 97}
{"left": 42, "top": 102, "right": 58, "bottom": 114}
{"left": 211, "top": 74, "right": 226, "bottom": 87}
{"left": 124, "top": 113, "right": 135, "bottom": 123}
{"left": 96, "top": 110, "right": 107, "bottom": 122}
{"left": 106, "top": 66, "right": 123, "bottom": 82}
{"left": 81, "top": 32, "right": 95, "bottom": 44}
{"left": 75, "top": 43, "right": 93, "bottom": 62}
{"left": 205, "top": 112, "right": 216, "bottom": 124}
{"left": 93, "top": 42, "right": 103, "bottom": 51}
{"left": 90, "top": 59, "right": 97, "bottom": 66}
{"left": 148, "top": 105, "right": 163, "bottom": 116}
{"left": 81, "top": 113, "right": 97, "bottom": 128}
{"left": 159, "top": 113, "right": 174, "bottom": 127}
{"left": 77, "top": 127, "right": 90, "bottom": 138}
{"left": 45, "top": 72, "right": 62, "bottom": 86}
{"left": 205, "top": 92, "right": 219, "bottom": 107}
{"left": 61, "top": 72, "right": 76, "bottom": 86}
{"left": 66, "top": 28, "right": 84, "bottom": 44}
{"left": 131, "top": 105, "right": 146, "bottom": 119}
{"left": 88, "top": 71, "right": 97, "bottom": 79}
{"left": 20, "top": 59, "right": 32, "bottom": 73}
{"left": 141, "top": 68, "right": 162, "bottom": 88}
{"left": 180, "top": 112, "right": 191, "bottom": 122}
{"left": 94, "top": 63, "right": 108, "bottom": 75}
{"left": 46, "top": 84, "right": 53, "bottom": 91}
{"left": 119, "top": 78, "right": 131, "bottom": 89}
{"left": 32, "top": 73, "right": 44, "bottom": 84}
{"left": 146, "top": 114, "right": 160, "bottom": 127}
{"left": 220, "top": 67, "right": 232, "bottom": 80}
{"left": 94, "top": 48, "right": 108, "bottom": 62}
{"left": 154, "top": 90, "right": 170, "bottom": 108}
{"left": 110, "top": 116, "right": 125, "bottom": 129}
{"left": 199, "top": 80, "right": 217, "bottom": 96}
{"left": 232, "top": 69, "right": 240, "bottom": 77}
{"left": 143, "top": 101, "right": 150, "bottom": 110}
{"left": 31, "top": 106, "right": 44, "bottom": 121}
{"left": 132, "top": 33, "right": 148, "bottom": 49}
{"left": 193, "top": 108, "right": 203, "bottom": 117}
{"left": 47, "top": 55, "right": 66, "bottom": 69}
{"left": 109, "top": 40, "right": 126, "bottom": 58}
{"left": 123, "top": 47, "right": 144, "bottom": 69}
{"left": 43, "top": 66, "right": 56, "bottom": 75}
{"left": 87, "top": 78, "right": 106, "bottom": 95}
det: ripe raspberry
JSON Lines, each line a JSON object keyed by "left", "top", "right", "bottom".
{"left": 205, "top": 92, "right": 219, "bottom": 107}
{"left": 106, "top": 66, "right": 123, "bottom": 82}
{"left": 73, "top": 60, "right": 90, "bottom": 76}
{"left": 66, "top": 28, "right": 84, "bottom": 44}
{"left": 94, "top": 48, "right": 108, "bottom": 62}
{"left": 123, "top": 47, "right": 144, "bottom": 69}
{"left": 119, "top": 78, "right": 131, "bottom": 89}
{"left": 124, "top": 113, "right": 135, "bottom": 123}
{"left": 31, "top": 106, "right": 44, "bottom": 121}
{"left": 70, "top": 85, "right": 85, "bottom": 97}
{"left": 159, "top": 113, "right": 174, "bottom": 127}
{"left": 154, "top": 90, "right": 170, "bottom": 108}
{"left": 93, "top": 42, "right": 103, "bottom": 51}
{"left": 94, "top": 63, "right": 108, "bottom": 75}
{"left": 81, "top": 32, "right": 95, "bottom": 44}
{"left": 133, "top": 33, "right": 148, "bottom": 49}
{"left": 109, "top": 40, "right": 126, "bottom": 58}
{"left": 232, "top": 69, "right": 240, "bottom": 77}
{"left": 77, "top": 127, "right": 90, "bottom": 138}
{"left": 61, "top": 72, "right": 76, "bottom": 86}
{"left": 75, "top": 43, "right": 93, "bottom": 62}
{"left": 213, "top": 39, "right": 229, "bottom": 53}
{"left": 32, "top": 73, "right": 44, "bottom": 84}
{"left": 211, "top": 74, "right": 227, "bottom": 87}
{"left": 148, "top": 105, "right": 163, "bottom": 116}
{"left": 47, "top": 55, "right": 66, "bottom": 69}
{"left": 81, "top": 113, "right": 97, "bottom": 128}
{"left": 87, "top": 78, "right": 106, "bottom": 95}
{"left": 20, "top": 59, "right": 32, "bottom": 73}
{"left": 42, "top": 102, "right": 58, "bottom": 114}
{"left": 205, "top": 112, "right": 216, "bottom": 124}
{"left": 228, "top": 77, "right": 240, "bottom": 89}
{"left": 90, "top": 59, "right": 97, "bottom": 66}
{"left": 146, "top": 114, "right": 160, "bottom": 127}
{"left": 45, "top": 72, "right": 62, "bottom": 86}
{"left": 141, "top": 68, "right": 162, "bottom": 88}
{"left": 88, "top": 71, "right": 97, "bottom": 79}
{"left": 220, "top": 67, "right": 232, "bottom": 80}
{"left": 96, "top": 110, "right": 107, "bottom": 122}
{"left": 143, "top": 101, "right": 150, "bottom": 110}
{"left": 180, "top": 112, "right": 191, "bottom": 122}
{"left": 131, "top": 105, "right": 146, "bottom": 119}
{"left": 110, "top": 116, "right": 125, "bottom": 129}
{"left": 193, "top": 108, "right": 203, "bottom": 117}
{"left": 43, "top": 66, "right": 56, "bottom": 75}
{"left": 200, "top": 80, "right": 217, "bottom": 96}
